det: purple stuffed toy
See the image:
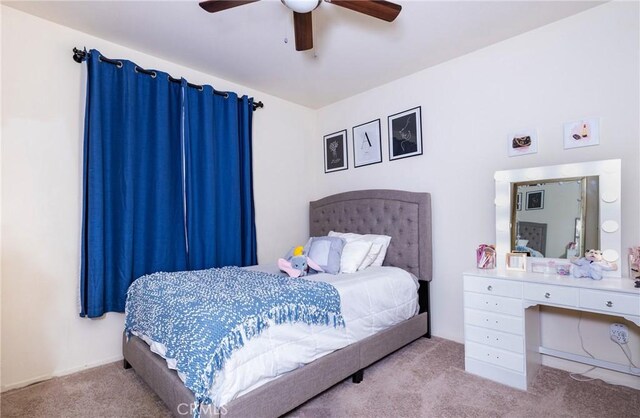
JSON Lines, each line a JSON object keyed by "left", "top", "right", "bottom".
{"left": 571, "top": 249, "right": 618, "bottom": 280}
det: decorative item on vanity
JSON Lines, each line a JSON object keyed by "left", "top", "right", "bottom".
{"left": 570, "top": 249, "right": 618, "bottom": 280}
{"left": 530, "top": 260, "right": 553, "bottom": 274}
{"left": 563, "top": 118, "right": 600, "bottom": 149}
{"left": 388, "top": 106, "right": 423, "bottom": 161}
{"left": 555, "top": 263, "right": 571, "bottom": 276}
{"left": 323, "top": 129, "right": 348, "bottom": 173}
{"left": 507, "top": 129, "right": 538, "bottom": 157}
{"left": 505, "top": 252, "right": 527, "bottom": 271}
{"left": 628, "top": 246, "right": 640, "bottom": 280}
{"left": 476, "top": 244, "right": 496, "bottom": 269}
{"left": 352, "top": 119, "right": 382, "bottom": 168}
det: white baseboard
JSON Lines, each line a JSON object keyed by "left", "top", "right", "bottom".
{"left": 1, "top": 355, "right": 123, "bottom": 393}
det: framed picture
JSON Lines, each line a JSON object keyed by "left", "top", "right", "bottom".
{"left": 516, "top": 192, "right": 522, "bottom": 211}
{"left": 506, "top": 252, "right": 527, "bottom": 272}
{"left": 507, "top": 129, "right": 538, "bottom": 157}
{"left": 563, "top": 118, "right": 600, "bottom": 149}
{"left": 323, "top": 130, "right": 348, "bottom": 173}
{"left": 525, "top": 190, "right": 544, "bottom": 210}
{"left": 388, "top": 106, "right": 423, "bottom": 161}
{"left": 352, "top": 119, "right": 382, "bottom": 168}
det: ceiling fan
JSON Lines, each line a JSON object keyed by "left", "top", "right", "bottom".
{"left": 199, "top": 0, "right": 402, "bottom": 51}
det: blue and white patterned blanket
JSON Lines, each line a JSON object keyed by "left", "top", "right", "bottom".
{"left": 124, "top": 266, "right": 344, "bottom": 414}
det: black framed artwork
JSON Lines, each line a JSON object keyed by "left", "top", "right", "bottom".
{"left": 516, "top": 192, "right": 522, "bottom": 211}
{"left": 323, "top": 129, "right": 348, "bottom": 173}
{"left": 352, "top": 119, "right": 382, "bottom": 168}
{"left": 388, "top": 106, "right": 423, "bottom": 161}
{"left": 525, "top": 190, "right": 544, "bottom": 210}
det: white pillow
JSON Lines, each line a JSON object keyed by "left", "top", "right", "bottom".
{"left": 328, "top": 231, "right": 392, "bottom": 268}
{"left": 340, "top": 241, "right": 373, "bottom": 273}
{"left": 357, "top": 242, "right": 383, "bottom": 271}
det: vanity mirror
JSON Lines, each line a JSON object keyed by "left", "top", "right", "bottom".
{"left": 512, "top": 176, "right": 599, "bottom": 258}
{"left": 494, "top": 159, "right": 621, "bottom": 277}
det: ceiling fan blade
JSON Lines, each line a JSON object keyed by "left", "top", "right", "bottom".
{"left": 293, "top": 11, "right": 313, "bottom": 51}
{"left": 199, "top": 0, "right": 259, "bottom": 13}
{"left": 328, "top": 0, "right": 401, "bottom": 22}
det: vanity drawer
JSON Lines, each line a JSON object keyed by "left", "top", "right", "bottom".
{"left": 465, "top": 325, "right": 524, "bottom": 353}
{"left": 464, "top": 292, "right": 523, "bottom": 317}
{"left": 464, "top": 308, "right": 523, "bottom": 335}
{"left": 579, "top": 289, "right": 640, "bottom": 316}
{"left": 465, "top": 341, "right": 524, "bottom": 373}
{"left": 523, "top": 283, "right": 578, "bottom": 307}
{"left": 464, "top": 275, "right": 523, "bottom": 298}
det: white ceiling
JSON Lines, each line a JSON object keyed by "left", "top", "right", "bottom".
{"left": 5, "top": 0, "right": 603, "bottom": 108}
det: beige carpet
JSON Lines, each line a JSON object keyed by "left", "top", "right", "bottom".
{"left": 2, "top": 337, "right": 638, "bottom": 417}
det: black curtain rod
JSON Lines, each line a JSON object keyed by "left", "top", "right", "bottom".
{"left": 72, "top": 47, "right": 264, "bottom": 111}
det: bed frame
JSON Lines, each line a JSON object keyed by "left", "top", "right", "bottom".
{"left": 123, "top": 189, "right": 432, "bottom": 417}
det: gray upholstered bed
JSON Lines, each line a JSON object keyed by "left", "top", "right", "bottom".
{"left": 123, "top": 189, "right": 432, "bottom": 417}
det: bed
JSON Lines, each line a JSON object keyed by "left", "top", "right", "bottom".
{"left": 123, "top": 189, "right": 432, "bottom": 417}
{"left": 516, "top": 221, "right": 547, "bottom": 257}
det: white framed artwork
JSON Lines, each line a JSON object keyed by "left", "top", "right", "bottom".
{"left": 507, "top": 129, "right": 538, "bottom": 157}
{"left": 352, "top": 119, "right": 382, "bottom": 168}
{"left": 563, "top": 118, "right": 600, "bottom": 149}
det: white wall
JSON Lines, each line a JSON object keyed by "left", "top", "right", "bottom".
{"left": 1, "top": 6, "right": 314, "bottom": 391}
{"left": 314, "top": 2, "right": 639, "bottom": 387}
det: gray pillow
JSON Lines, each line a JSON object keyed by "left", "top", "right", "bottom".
{"left": 305, "top": 236, "right": 345, "bottom": 275}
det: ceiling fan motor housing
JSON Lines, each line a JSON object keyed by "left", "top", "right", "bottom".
{"left": 281, "top": 0, "right": 322, "bottom": 14}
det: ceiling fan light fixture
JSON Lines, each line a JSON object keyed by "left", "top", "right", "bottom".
{"left": 281, "top": 0, "right": 321, "bottom": 14}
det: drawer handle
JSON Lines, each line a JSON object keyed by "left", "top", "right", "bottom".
{"left": 606, "top": 301, "right": 613, "bottom": 308}
{"left": 487, "top": 285, "right": 493, "bottom": 291}
{"left": 544, "top": 292, "right": 551, "bottom": 299}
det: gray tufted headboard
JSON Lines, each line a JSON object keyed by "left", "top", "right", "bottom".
{"left": 309, "top": 189, "right": 432, "bottom": 282}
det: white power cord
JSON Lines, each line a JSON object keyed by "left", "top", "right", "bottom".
{"left": 614, "top": 341, "right": 640, "bottom": 372}
{"left": 570, "top": 313, "right": 597, "bottom": 382}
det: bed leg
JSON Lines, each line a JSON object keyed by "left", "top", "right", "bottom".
{"left": 352, "top": 369, "right": 364, "bottom": 384}
{"left": 419, "top": 280, "right": 432, "bottom": 338}
{"left": 123, "top": 358, "right": 132, "bottom": 370}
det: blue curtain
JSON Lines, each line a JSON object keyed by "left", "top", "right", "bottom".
{"left": 183, "top": 85, "right": 257, "bottom": 269}
{"left": 80, "top": 50, "right": 257, "bottom": 318}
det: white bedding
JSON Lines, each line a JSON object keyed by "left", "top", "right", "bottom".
{"left": 134, "top": 265, "right": 419, "bottom": 407}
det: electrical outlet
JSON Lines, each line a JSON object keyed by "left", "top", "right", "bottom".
{"left": 610, "top": 323, "right": 629, "bottom": 344}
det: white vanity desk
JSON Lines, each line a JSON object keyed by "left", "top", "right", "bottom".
{"left": 464, "top": 159, "right": 640, "bottom": 390}
{"left": 463, "top": 268, "right": 640, "bottom": 390}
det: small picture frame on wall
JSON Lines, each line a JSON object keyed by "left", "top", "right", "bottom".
{"left": 563, "top": 118, "right": 600, "bottom": 149}
{"left": 525, "top": 190, "right": 544, "bottom": 210}
{"left": 516, "top": 192, "right": 522, "bottom": 211}
{"left": 323, "top": 130, "right": 348, "bottom": 173}
{"left": 507, "top": 129, "right": 538, "bottom": 157}
{"left": 506, "top": 252, "right": 527, "bottom": 272}
{"left": 352, "top": 119, "right": 382, "bottom": 168}
{"left": 388, "top": 106, "right": 423, "bottom": 161}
